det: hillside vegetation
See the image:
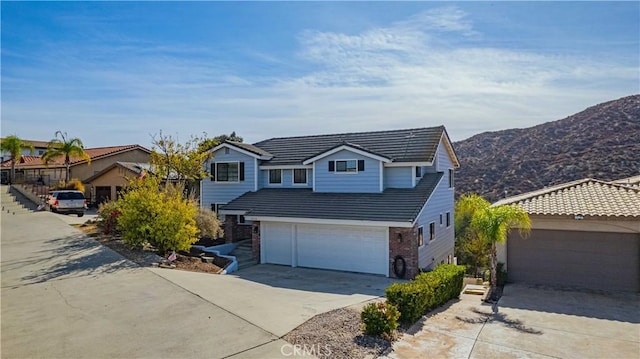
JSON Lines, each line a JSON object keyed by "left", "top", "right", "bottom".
{"left": 454, "top": 95, "right": 640, "bottom": 201}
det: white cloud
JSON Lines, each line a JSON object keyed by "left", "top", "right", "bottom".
{"left": 2, "top": 6, "right": 637, "bottom": 147}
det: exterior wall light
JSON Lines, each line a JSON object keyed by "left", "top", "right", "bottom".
{"left": 397, "top": 233, "right": 403, "bottom": 242}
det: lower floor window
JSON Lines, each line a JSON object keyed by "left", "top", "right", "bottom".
{"left": 429, "top": 222, "right": 436, "bottom": 241}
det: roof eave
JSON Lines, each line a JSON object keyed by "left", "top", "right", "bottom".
{"left": 302, "top": 144, "right": 392, "bottom": 165}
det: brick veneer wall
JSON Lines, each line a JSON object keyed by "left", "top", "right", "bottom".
{"left": 252, "top": 221, "right": 261, "bottom": 261}
{"left": 223, "top": 215, "right": 253, "bottom": 243}
{"left": 389, "top": 226, "right": 420, "bottom": 279}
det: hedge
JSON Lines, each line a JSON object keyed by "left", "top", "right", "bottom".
{"left": 385, "top": 264, "right": 466, "bottom": 324}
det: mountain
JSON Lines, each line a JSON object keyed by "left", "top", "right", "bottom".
{"left": 453, "top": 95, "right": 640, "bottom": 202}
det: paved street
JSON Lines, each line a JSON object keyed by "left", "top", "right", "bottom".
{"left": 0, "top": 210, "right": 290, "bottom": 358}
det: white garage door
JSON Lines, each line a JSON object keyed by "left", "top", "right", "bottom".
{"left": 262, "top": 222, "right": 292, "bottom": 265}
{"left": 297, "top": 224, "right": 388, "bottom": 275}
{"left": 261, "top": 222, "right": 388, "bottom": 275}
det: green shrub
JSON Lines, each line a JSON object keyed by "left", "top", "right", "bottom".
{"left": 386, "top": 264, "right": 466, "bottom": 325}
{"left": 386, "top": 282, "right": 431, "bottom": 324}
{"left": 361, "top": 301, "right": 400, "bottom": 340}
{"left": 195, "top": 207, "right": 224, "bottom": 239}
{"left": 97, "top": 200, "right": 121, "bottom": 235}
{"left": 117, "top": 177, "right": 198, "bottom": 254}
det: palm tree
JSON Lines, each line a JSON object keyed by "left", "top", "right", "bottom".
{"left": 43, "top": 131, "right": 90, "bottom": 182}
{"left": 457, "top": 194, "right": 531, "bottom": 297}
{"left": 0, "top": 135, "right": 34, "bottom": 184}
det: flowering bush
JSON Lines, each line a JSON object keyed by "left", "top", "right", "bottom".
{"left": 97, "top": 201, "right": 121, "bottom": 235}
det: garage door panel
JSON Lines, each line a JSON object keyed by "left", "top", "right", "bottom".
{"left": 263, "top": 223, "right": 292, "bottom": 265}
{"left": 508, "top": 229, "right": 639, "bottom": 292}
{"left": 297, "top": 224, "right": 388, "bottom": 275}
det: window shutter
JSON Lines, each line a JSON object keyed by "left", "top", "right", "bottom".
{"left": 357, "top": 160, "right": 365, "bottom": 171}
{"left": 211, "top": 163, "right": 216, "bottom": 181}
{"left": 239, "top": 162, "right": 245, "bottom": 181}
{"left": 328, "top": 161, "right": 335, "bottom": 172}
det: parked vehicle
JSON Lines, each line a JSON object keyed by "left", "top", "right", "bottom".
{"left": 47, "top": 190, "right": 87, "bottom": 217}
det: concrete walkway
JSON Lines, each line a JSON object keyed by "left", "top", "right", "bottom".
{"left": 385, "top": 284, "right": 640, "bottom": 358}
{"left": 0, "top": 210, "right": 293, "bottom": 358}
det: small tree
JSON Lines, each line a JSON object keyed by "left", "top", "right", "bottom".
{"left": 455, "top": 195, "right": 491, "bottom": 277}
{"left": 456, "top": 194, "right": 531, "bottom": 296}
{"left": 0, "top": 135, "right": 34, "bottom": 183}
{"left": 117, "top": 176, "right": 198, "bottom": 254}
{"left": 43, "top": 131, "right": 90, "bottom": 181}
{"left": 150, "top": 131, "right": 210, "bottom": 185}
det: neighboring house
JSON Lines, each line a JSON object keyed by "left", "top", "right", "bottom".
{"left": 200, "top": 126, "right": 460, "bottom": 278}
{"left": 0, "top": 144, "right": 151, "bottom": 201}
{"left": 84, "top": 162, "right": 150, "bottom": 204}
{"left": 0, "top": 138, "right": 49, "bottom": 161}
{"left": 494, "top": 178, "right": 640, "bottom": 292}
{"left": 0, "top": 139, "right": 49, "bottom": 180}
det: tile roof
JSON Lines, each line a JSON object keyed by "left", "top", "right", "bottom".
{"left": 221, "top": 172, "right": 443, "bottom": 223}
{"left": 612, "top": 175, "right": 640, "bottom": 189}
{"left": 493, "top": 178, "right": 640, "bottom": 218}
{"left": 253, "top": 126, "right": 450, "bottom": 166}
{"left": 0, "top": 145, "right": 150, "bottom": 168}
{"left": 225, "top": 141, "right": 273, "bottom": 157}
{"left": 0, "top": 138, "right": 49, "bottom": 148}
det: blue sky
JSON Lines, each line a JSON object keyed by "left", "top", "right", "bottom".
{"left": 2, "top": 1, "right": 638, "bottom": 147}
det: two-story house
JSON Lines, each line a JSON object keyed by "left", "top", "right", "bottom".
{"left": 200, "top": 126, "right": 460, "bottom": 278}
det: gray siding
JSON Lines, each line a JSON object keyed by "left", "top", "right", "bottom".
{"left": 314, "top": 150, "right": 381, "bottom": 193}
{"left": 384, "top": 167, "right": 412, "bottom": 189}
{"left": 416, "top": 141, "right": 456, "bottom": 269}
{"left": 201, "top": 148, "right": 256, "bottom": 210}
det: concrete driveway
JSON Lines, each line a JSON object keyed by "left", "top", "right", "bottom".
{"left": 150, "top": 264, "right": 399, "bottom": 337}
{"left": 2, "top": 207, "right": 397, "bottom": 358}
{"left": 386, "top": 284, "right": 640, "bottom": 358}
{"left": 1, "top": 211, "right": 287, "bottom": 358}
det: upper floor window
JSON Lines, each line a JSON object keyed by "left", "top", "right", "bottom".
{"left": 269, "top": 169, "right": 282, "bottom": 184}
{"left": 214, "top": 162, "right": 243, "bottom": 182}
{"left": 446, "top": 212, "right": 451, "bottom": 227}
{"left": 293, "top": 169, "right": 307, "bottom": 184}
{"left": 449, "top": 169, "right": 454, "bottom": 188}
{"left": 418, "top": 226, "right": 424, "bottom": 246}
{"left": 415, "top": 166, "right": 422, "bottom": 177}
{"left": 328, "top": 159, "right": 364, "bottom": 173}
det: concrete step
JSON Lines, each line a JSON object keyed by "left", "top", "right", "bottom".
{"left": 1, "top": 188, "right": 36, "bottom": 214}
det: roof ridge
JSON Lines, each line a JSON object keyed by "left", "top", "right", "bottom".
{"left": 494, "top": 178, "right": 601, "bottom": 205}
{"left": 254, "top": 125, "right": 445, "bottom": 144}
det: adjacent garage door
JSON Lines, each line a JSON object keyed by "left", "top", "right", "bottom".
{"left": 261, "top": 222, "right": 388, "bottom": 276}
{"left": 508, "top": 229, "right": 640, "bottom": 292}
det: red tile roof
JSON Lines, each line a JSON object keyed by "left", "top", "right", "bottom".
{"left": 1, "top": 145, "right": 150, "bottom": 168}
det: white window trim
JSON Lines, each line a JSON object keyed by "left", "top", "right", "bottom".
{"left": 446, "top": 212, "right": 451, "bottom": 228}
{"left": 440, "top": 213, "right": 444, "bottom": 227}
{"left": 418, "top": 226, "right": 425, "bottom": 247}
{"left": 333, "top": 159, "right": 359, "bottom": 174}
{"left": 449, "top": 168, "right": 454, "bottom": 189}
{"left": 292, "top": 168, "right": 308, "bottom": 185}
{"left": 215, "top": 161, "right": 240, "bottom": 183}
{"left": 268, "top": 168, "right": 283, "bottom": 185}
